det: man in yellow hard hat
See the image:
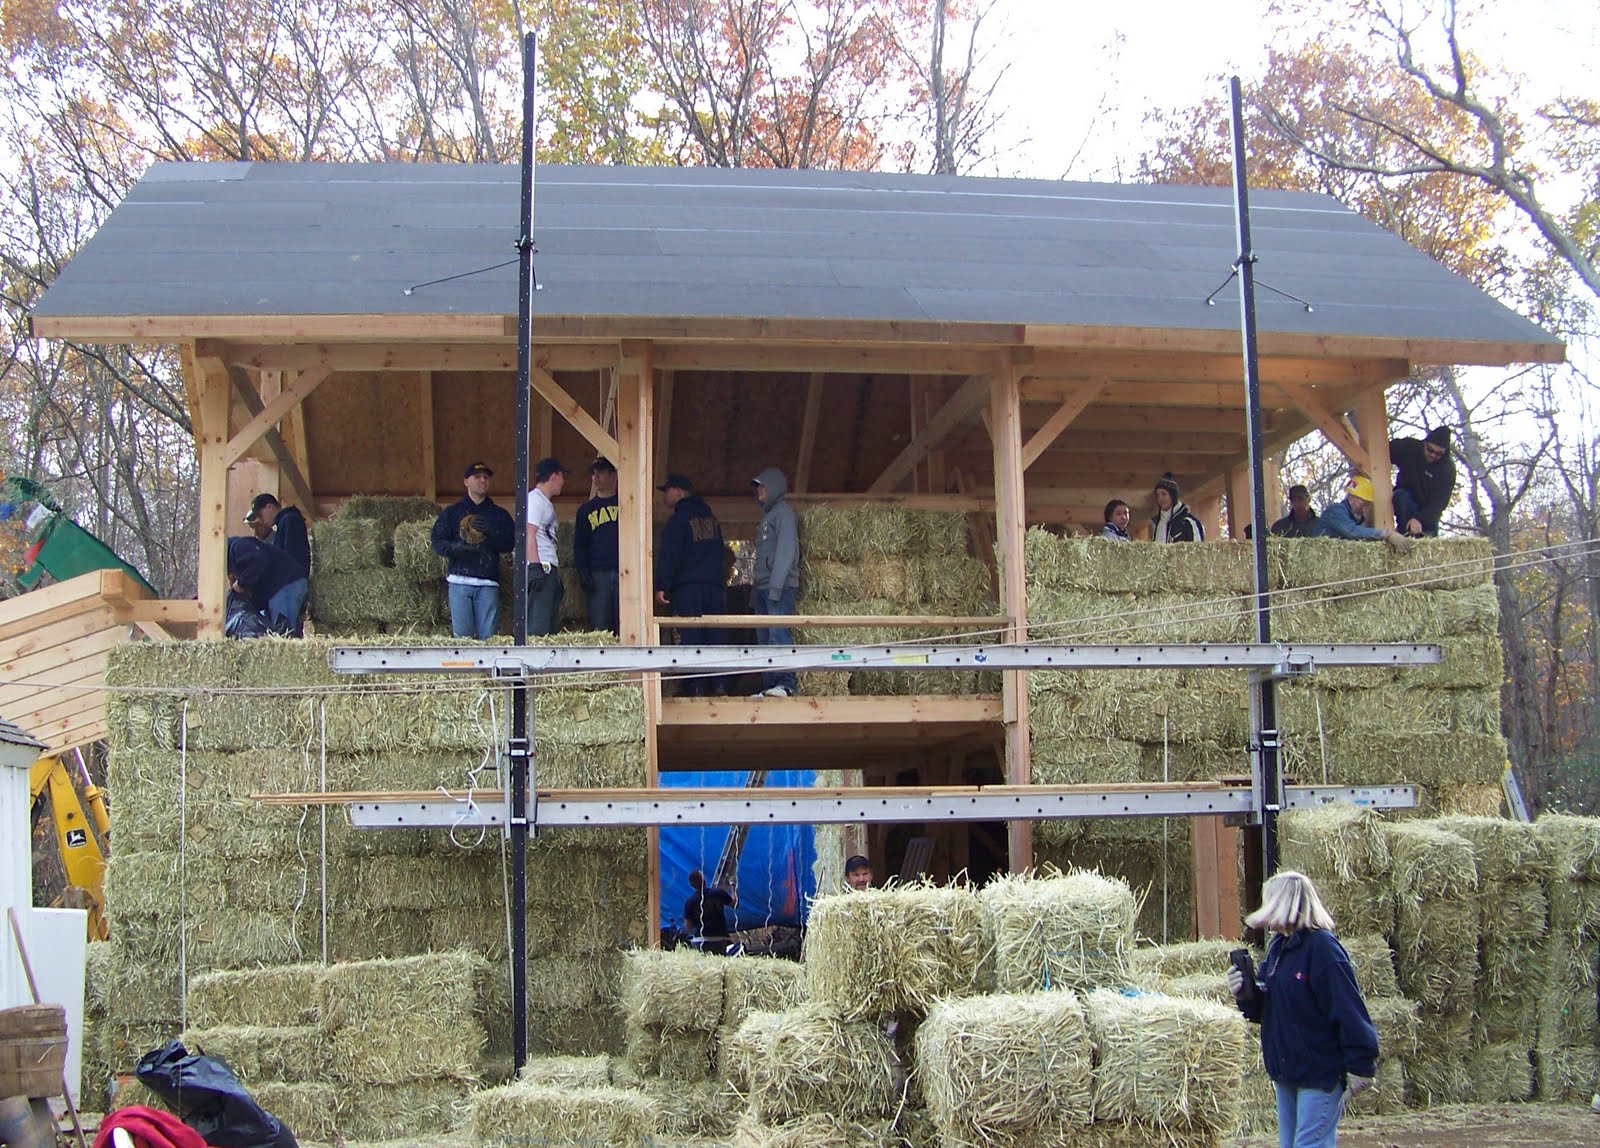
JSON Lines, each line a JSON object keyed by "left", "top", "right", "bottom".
{"left": 1309, "top": 476, "right": 1412, "bottom": 551}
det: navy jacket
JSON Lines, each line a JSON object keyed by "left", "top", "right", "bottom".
{"left": 656, "top": 495, "right": 724, "bottom": 590}
{"left": 430, "top": 495, "right": 516, "bottom": 582}
{"left": 1390, "top": 437, "right": 1456, "bottom": 533}
{"left": 1238, "top": 928, "right": 1378, "bottom": 1090}
{"left": 227, "top": 536, "right": 307, "bottom": 610}
{"left": 271, "top": 505, "right": 311, "bottom": 576}
{"left": 1269, "top": 510, "right": 1318, "bottom": 538}
{"left": 574, "top": 495, "right": 619, "bottom": 571}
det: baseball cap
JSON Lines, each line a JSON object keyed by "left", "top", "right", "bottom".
{"left": 244, "top": 492, "right": 279, "bottom": 522}
{"left": 463, "top": 461, "right": 494, "bottom": 478}
{"left": 656, "top": 473, "right": 694, "bottom": 493}
{"left": 589, "top": 457, "right": 616, "bottom": 474}
{"left": 534, "top": 457, "right": 569, "bottom": 482}
{"left": 1288, "top": 484, "right": 1310, "bottom": 500}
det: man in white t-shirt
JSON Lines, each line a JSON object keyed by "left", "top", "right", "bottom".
{"left": 527, "top": 456, "right": 568, "bottom": 636}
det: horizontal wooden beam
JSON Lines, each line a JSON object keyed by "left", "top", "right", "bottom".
{"left": 0, "top": 614, "right": 127, "bottom": 681}
{"left": 1018, "top": 429, "right": 1245, "bottom": 457}
{"left": 657, "top": 694, "right": 1002, "bottom": 727}
{"left": 657, "top": 614, "right": 1009, "bottom": 629}
{"left": 652, "top": 344, "right": 992, "bottom": 375}
{"left": 218, "top": 342, "right": 618, "bottom": 373}
{"left": 532, "top": 366, "right": 620, "bottom": 461}
{"left": 1024, "top": 350, "right": 1405, "bottom": 387}
{"left": 120, "top": 599, "right": 203, "bottom": 624}
{"left": 0, "top": 574, "right": 110, "bottom": 641}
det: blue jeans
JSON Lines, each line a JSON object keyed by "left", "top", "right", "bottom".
{"left": 586, "top": 569, "right": 619, "bottom": 636}
{"left": 527, "top": 565, "right": 564, "bottom": 637}
{"left": 448, "top": 580, "right": 498, "bottom": 639}
{"left": 266, "top": 578, "right": 308, "bottom": 637}
{"left": 754, "top": 584, "right": 798, "bottom": 693}
{"left": 1392, "top": 487, "right": 1436, "bottom": 535}
{"left": 1275, "top": 1082, "right": 1344, "bottom": 1148}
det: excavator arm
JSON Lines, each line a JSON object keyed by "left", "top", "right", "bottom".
{"left": 27, "top": 754, "right": 110, "bottom": 941}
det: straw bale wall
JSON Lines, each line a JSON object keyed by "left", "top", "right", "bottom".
{"left": 85, "top": 632, "right": 649, "bottom": 1118}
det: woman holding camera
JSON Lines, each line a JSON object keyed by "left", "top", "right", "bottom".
{"left": 1227, "top": 870, "right": 1378, "bottom": 1148}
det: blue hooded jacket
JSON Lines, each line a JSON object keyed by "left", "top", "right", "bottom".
{"left": 1238, "top": 928, "right": 1379, "bottom": 1090}
{"left": 1309, "top": 498, "right": 1388, "bottom": 542}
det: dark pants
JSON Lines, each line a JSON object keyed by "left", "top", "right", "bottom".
{"left": 527, "top": 565, "right": 564, "bottom": 636}
{"left": 1392, "top": 487, "right": 1438, "bottom": 536}
{"left": 672, "top": 582, "right": 726, "bottom": 696}
{"left": 754, "top": 584, "right": 798, "bottom": 693}
{"left": 586, "top": 568, "right": 619, "bottom": 635}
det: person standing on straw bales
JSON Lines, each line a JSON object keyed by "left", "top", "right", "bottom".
{"left": 226, "top": 534, "right": 309, "bottom": 637}
{"left": 656, "top": 473, "right": 727, "bottom": 696}
{"left": 431, "top": 461, "right": 516, "bottom": 639}
{"left": 1270, "top": 485, "right": 1319, "bottom": 538}
{"left": 527, "top": 457, "right": 569, "bottom": 636}
{"left": 1389, "top": 427, "right": 1456, "bottom": 537}
{"left": 684, "top": 869, "right": 736, "bottom": 954}
{"left": 1150, "top": 473, "right": 1204, "bottom": 542}
{"left": 574, "top": 457, "right": 620, "bottom": 636}
{"left": 1309, "top": 476, "right": 1413, "bottom": 552}
{"left": 1227, "top": 870, "right": 1378, "bottom": 1148}
{"left": 1102, "top": 499, "right": 1132, "bottom": 541}
{"left": 750, "top": 467, "right": 800, "bottom": 698}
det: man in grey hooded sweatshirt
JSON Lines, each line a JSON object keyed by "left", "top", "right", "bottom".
{"left": 751, "top": 467, "right": 800, "bottom": 697}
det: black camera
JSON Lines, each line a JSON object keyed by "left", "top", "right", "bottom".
{"left": 1230, "top": 948, "right": 1259, "bottom": 1003}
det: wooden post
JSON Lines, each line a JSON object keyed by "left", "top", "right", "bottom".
{"left": 1191, "top": 816, "right": 1241, "bottom": 939}
{"left": 418, "top": 371, "right": 436, "bottom": 502}
{"left": 616, "top": 340, "right": 660, "bottom": 944}
{"left": 1354, "top": 387, "right": 1394, "bottom": 530}
{"left": 187, "top": 344, "right": 231, "bottom": 638}
{"left": 989, "top": 351, "right": 1032, "bottom": 872}
{"left": 1191, "top": 495, "right": 1223, "bottom": 542}
{"left": 1264, "top": 456, "right": 1284, "bottom": 526}
{"left": 1226, "top": 467, "right": 1255, "bottom": 539}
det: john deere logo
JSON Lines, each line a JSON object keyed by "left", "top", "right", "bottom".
{"left": 65, "top": 828, "right": 88, "bottom": 849}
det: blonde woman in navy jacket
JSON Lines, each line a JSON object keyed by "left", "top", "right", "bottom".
{"left": 1227, "top": 871, "right": 1378, "bottom": 1147}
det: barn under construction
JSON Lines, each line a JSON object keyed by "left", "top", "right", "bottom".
{"left": 13, "top": 162, "right": 1597, "bottom": 1144}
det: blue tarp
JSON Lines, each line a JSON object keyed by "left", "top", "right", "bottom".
{"left": 658, "top": 770, "right": 817, "bottom": 932}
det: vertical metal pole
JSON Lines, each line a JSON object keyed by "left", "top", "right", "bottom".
{"left": 510, "top": 30, "right": 537, "bottom": 1071}
{"left": 1228, "top": 76, "right": 1281, "bottom": 880}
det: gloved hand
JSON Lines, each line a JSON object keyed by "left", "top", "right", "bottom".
{"left": 1226, "top": 965, "right": 1247, "bottom": 997}
{"left": 1384, "top": 530, "right": 1414, "bottom": 554}
{"left": 1346, "top": 1075, "right": 1375, "bottom": 1097}
{"left": 578, "top": 570, "right": 596, "bottom": 593}
{"left": 458, "top": 514, "right": 485, "bottom": 545}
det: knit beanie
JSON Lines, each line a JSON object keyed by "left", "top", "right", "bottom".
{"left": 1425, "top": 426, "right": 1451, "bottom": 448}
{"left": 1154, "top": 473, "right": 1181, "bottom": 500}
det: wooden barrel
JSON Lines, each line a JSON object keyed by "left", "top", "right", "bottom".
{"left": 0, "top": 1006, "right": 67, "bottom": 1099}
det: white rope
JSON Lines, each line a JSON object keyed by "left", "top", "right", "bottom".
{"left": 1161, "top": 713, "right": 1170, "bottom": 947}
{"left": 1314, "top": 687, "right": 1330, "bottom": 786}
{"left": 178, "top": 698, "right": 189, "bottom": 1030}
{"left": 286, "top": 700, "right": 314, "bottom": 961}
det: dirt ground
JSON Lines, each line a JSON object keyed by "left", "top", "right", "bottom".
{"left": 1234, "top": 1103, "right": 1600, "bottom": 1147}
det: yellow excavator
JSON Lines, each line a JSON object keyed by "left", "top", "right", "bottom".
{"left": 27, "top": 751, "right": 110, "bottom": 941}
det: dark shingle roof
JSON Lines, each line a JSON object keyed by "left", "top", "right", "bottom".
{"left": 31, "top": 162, "right": 1560, "bottom": 353}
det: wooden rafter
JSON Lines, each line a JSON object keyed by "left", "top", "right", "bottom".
{"left": 222, "top": 368, "right": 316, "bottom": 510}
{"left": 1020, "top": 380, "right": 1106, "bottom": 471}
{"left": 222, "top": 366, "right": 331, "bottom": 467}
{"left": 1275, "top": 378, "right": 1367, "bottom": 466}
{"left": 794, "top": 373, "right": 824, "bottom": 492}
{"left": 868, "top": 373, "right": 989, "bottom": 494}
{"left": 532, "top": 365, "right": 620, "bottom": 461}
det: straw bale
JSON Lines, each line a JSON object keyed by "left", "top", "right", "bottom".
{"left": 326, "top": 908, "right": 432, "bottom": 962}
{"left": 88, "top": 941, "right": 181, "bottom": 1027}
{"left": 1466, "top": 1043, "right": 1536, "bottom": 1103}
{"left": 1127, "top": 940, "right": 1235, "bottom": 983}
{"left": 798, "top": 505, "right": 915, "bottom": 561}
{"left": 1433, "top": 782, "right": 1506, "bottom": 817}
{"left": 1282, "top": 730, "right": 1506, "bottom": 790}
{"left": 107, "top": 1080, "right": 173, "bottom": 1114}
{"left": 1028, "top": 671, "right": 1249, "bottom": 745}
{"left": 914, "top": 554, "right": 994, "bottom": 609}
{"left": 1404, "top": 1008, "right": 1473, "bottom": 1106}
{"left": 526, "top": 1004, "right": 625, "bottom": 1059}
{"left": 1385, "top": 822, "right": 1479, "bottom": 1012}
{"left": 1546, "top": 877, "right": 1600, "bottom": 942}
{"left": 1535, "top": 813, "right": 1600, "bottom": 881}
{"left": 470, "top": 1082, "right": 658, "bottom": 1147}
{"left": 1278, "top": 804, "right": 1394, "bottom": 936}
{"left": 1083, "top": 989, "right": 1250, "bottom": 1132}
{"left": 178, "top": 1024, "right": 329, "bottom": 1084}
{"left": 916, "top": 990, "right": 1095, "bottom": 1146}
{"left": 517, "top": 1055, "right": 613, "bottom": 1089}
{"left": 526, "top": 954, "right": 620, "bottom": 1012}
{"left": 804, "top": 885, "right": 986, "bottom": 1019}
{"left": 1536, "top": 941, "right": 1600, "bottom": 1049}
{"left": 634, "top": 1077, "right": 736, "bottom": 1139}
{"left": 1404, "top": 634, "right": 1503, "bottom": 689}
{"left": 117, "top": 908, "right": 306, "bottom": 972}
{"left": 1152, "top": 972, "right": 1232, "bottom": 1005}
{"left": 624, "top": 1026, "right": 717, "bottom": 1083}
{"left": 1050, "top": 821, "right": 1195, "bottom": 945}
{"left": 1137, "top": 739, "right": 1243, "bottom": 783}
{"left": 311, "top": 517, "right": 390, "bottom": 572}
{"left": 1346, "top": 1051, "right": 1409, "bottom": 1117}
{"left": 334, "top": 493, "right": 442, "bottom": 535}
{"left": 1024, "top": 530, "right": 1168, "bottom": 595}
{"left": 721, "top": 957, "right": 805, "bottom": 1030}
{"left": 338, "top": 1080, "right": 470, "bottom": 1139}
{"left": 979, "top": 869, "right": 1135, "bottom": 993}
{"left": 723, "top": 1005, "right": 897, "bottom": 1123}
{"left": 1340, "top": 935, "right": 1400, "bottom": 1001}
{"left": 99, "top": 1018, "right": 182, "bottom": 1078}
{"left": 1075, "top": 1119, "right": 1230, "bottom": 1148}
{"left": 731, "top": 1112, "right": 901, "bottom": 1148}
{"left": 796, "top": 670, "right": 852, "bottom": 696}
{"left": 247, "top": 1082, "right": 340, "bottom": 1144}
{"left": 1367, "top": 995, "right": 1422, "bottom": 1060}
{"left": 1535, "top": 1043, "right": 1600, "bottom": 1102}
{"left": 621, "top": 949, "right": 725, "bottom": 1033}
{"left": 393, "top": 520, "right": 447, "bottom": 581}
{"left": 310, "top": 567, "right": 446, "bottom": 628}
{"left": 320, "top": 952, "right": 490, "bottom": 1083}
{"left": 354, "top": 855, "right": 501, "bottom": 912}
{"left": 1027, "top": 590, "right": 1254, "bottom": 644}
{"left": 1269, "top": 537, "right": 1386, "bottom": 591}
{"left": 1031, "top": 736, "right": 1142, "bottom": 785}
{"left": 533, "top": 683, "right": 646, "bottom": 745}
{"left": 1475, "top": 992, "right": 1539, "bottom": 1047}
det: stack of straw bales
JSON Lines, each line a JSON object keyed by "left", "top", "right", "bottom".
{"left": 795, "top": 507, "right": 997, "bottom": 697}
{"left": 309, "top": 496, "right": 446, "bottom": 633}
{"left": 470, "top": 1081, "right": 658, "bottom": 1147}
{"left": 90, "top": 636, "right": 649, "bottom": 1099}
{"left": 1383, "top": 820, "right": 1480, "bottom": 1105}
{"left": 1034, "top": 816, "right": 1196, "bottom": 942}
{"left": 1437, "top": 815, "right": 1549, "bottom": 1102}
{"left": 979, "top": 869, "right": 1135, "bottom": 993}
{"left": 176, "top": 952, "right": 488, "bottom": 1141}
{"left": 1534, "top": 813, "right": 1600, "bottom": 1100}
{"left": 1279, "top": 803, "right": 1396, "bottom": 938}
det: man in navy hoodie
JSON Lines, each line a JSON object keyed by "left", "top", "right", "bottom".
{"left": 429, "top": 461, "right": 516, "bottom": 639}
{"left": 655, "top": 474, "right": 726, "bottom": 696}
{"left": 574, "top": 457, "right": 620, "bottom": 635}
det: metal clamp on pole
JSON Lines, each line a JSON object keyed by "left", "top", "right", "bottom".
{"left": 1270, "top": 652, "right": 1316, "bottom": 680}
